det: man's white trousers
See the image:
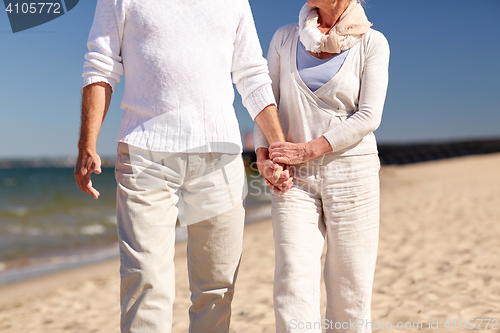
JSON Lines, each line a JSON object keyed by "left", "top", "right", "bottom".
{"left": 115, "top": 143, "right": 246, "bottom": 333}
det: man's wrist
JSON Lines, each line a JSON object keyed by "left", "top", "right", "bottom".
{"left": 77, "top": 144, "right": 97, "bottom": 155}
{"left": 256, "top": 147, "right": 270, "bottom": 160}
{"left": 254, "top": 104, "right": 285, "bottom": 144}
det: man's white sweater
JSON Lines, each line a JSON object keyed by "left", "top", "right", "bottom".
{"left": 83, "top": 0, "right": 275, "bottom": 153}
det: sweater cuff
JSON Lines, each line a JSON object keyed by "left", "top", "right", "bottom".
{"left": 253, "top": 124, "right": 270, "bottom": 151}
{"left": 83, "top": 75, "right": 117, "bottom": 92}
{"left": 244, "top": 83, "right": 276, "bottom": 120}
{"left": 322, "top": 132, "right": 338, "bottom": 153}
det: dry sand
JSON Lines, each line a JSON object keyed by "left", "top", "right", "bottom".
{"left": 0, "top": 153, "right": 499, "bottom": 333}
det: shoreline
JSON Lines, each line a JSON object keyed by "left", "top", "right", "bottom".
{"left": 3, "top": 149, "right": 498, "bottom": 288}
{"left": 0, "top": 203, "right": 272, "bottom": 287}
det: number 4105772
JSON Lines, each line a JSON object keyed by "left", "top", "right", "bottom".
{"left": 5, "top": 3, "right": 62, "bottom": 14}
{"left": 443, "top": 319, "right": 498, "bottom": 330}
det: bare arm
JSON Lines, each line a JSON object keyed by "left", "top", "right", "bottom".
{"left": 74, "top": 82, "right": 112, "bottom": 199}
{"left": 253, "top": 104, "right": 285, "bottom": 144}
{"left": 253, "top": 104, "right": 292, "bottom": 193}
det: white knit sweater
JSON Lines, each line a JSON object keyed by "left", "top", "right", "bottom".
{"left": 254, "top": 25, "right": 389, "bottom": 157}
{"left": 83, "top": 0, "right": 275, "bottom": 153}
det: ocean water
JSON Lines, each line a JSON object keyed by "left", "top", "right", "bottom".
{"left": 0, "top": 166, "right": 271, "bottom": 284}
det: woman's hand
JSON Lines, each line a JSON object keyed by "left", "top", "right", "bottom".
{"left": 269, "top": 142, "right": 310, "bottom": 165}
{"left": 269, "top": 136, "right": 333, "bottom": 165}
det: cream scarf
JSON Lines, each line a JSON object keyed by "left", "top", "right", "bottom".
{"left": 299, "top": 1, "right": 372, "bottom": 54}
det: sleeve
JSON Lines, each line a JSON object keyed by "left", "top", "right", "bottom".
{"left": 322, "top": 31, "right": 390, "bottom": 152}
{"left": 231, "top": 0, "right": 276, "bottom": 120}
{"left": 82, "top": 0, "right": 125, "bottom": 91}
{"left": 253, "top": 27, "right": 283, "bottom": 150}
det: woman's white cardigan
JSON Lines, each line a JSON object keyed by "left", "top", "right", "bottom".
{"left": 83, "top": 0, "right": 275, "bottom": 153}
{"left": 254, "top": 24, "right": 390, "bottom": 157}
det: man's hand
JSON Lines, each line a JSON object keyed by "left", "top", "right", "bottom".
{"left": 74, "top": 149, "right": 102, "bottom": 199}
{"left": 75, "top": 82, "right": 112, "bottom": 199}
{"left": 256, "top": 147, "right": 293, "bottom": 194}
{"left": 263, "top": 166, "right": 293, "bottom": 194}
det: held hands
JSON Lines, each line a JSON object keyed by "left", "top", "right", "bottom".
{"left": 269, "top": 137, "right": 333, "bottom": 165}
{"left": 74, "top": 149, "right": 102, "bottom": 199}
{"left": 258, "top": 141, "right": 314, "bottom": 194}
{"left": 260, "top": 138, "right": 334, "bottom": 193}
{"left": 263, "top": 163, "right": 293, "bottom": 195}
{"left": 268, "top": 142, "right": 312, "bottom": 165}
{"left": 256, "top": 147, "right": 293, "bottom": 194}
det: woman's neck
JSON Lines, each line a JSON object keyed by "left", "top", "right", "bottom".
{"left": 317, "top": 1, "right": 350, "bottom": 33}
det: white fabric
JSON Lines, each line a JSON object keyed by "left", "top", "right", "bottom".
{"left": 298, "top": 2, "right": 371, "bottom": 54}
{"left": 83, "top": 0, "right": 275, "bottom": 153}
{"left": 272, "top": 154, "right": 380, "bottom": 333}
{"left": 115, "top": 142, "right": 246, "bottom": 332}
{"left": 254, "top": 26, "right": 389, "bottom": 156}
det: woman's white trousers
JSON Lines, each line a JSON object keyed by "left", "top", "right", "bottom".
{"left": 272, "top": 154, "right": 380, "bottom": 333}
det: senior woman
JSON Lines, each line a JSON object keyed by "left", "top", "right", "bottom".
{"left": 254, "top": 0, "right": 389, "bottom": 332}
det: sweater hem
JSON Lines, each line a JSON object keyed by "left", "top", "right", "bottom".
{"left": 116, "top": 139, "right": 243, "bottom": 154}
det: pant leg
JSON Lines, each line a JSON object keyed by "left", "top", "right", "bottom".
{"left": 182, "top": 153, "right": 246, "bottom": 333}
{"left": 115, "top": 143, "right": 185, "bottom": 333}
{"left": 272, "top": 166, "right": 326, "bottom": 333}
{"left": 186, "top": 203, "right": 245, "bottom": 333}
{"left": 321, "top": 154, "right": 380, "bottom": 333}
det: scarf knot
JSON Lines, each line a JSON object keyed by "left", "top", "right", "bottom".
{"left": 298, "top": 1, "right": 372, "bottom": 54}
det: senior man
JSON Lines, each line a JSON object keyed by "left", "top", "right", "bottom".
{"left": 74, "top": 0, "right": 292, "bottom": 332}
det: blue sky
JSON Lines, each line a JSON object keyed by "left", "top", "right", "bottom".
{"left": 1, "top": 0, "right": 499, "bottom": 158}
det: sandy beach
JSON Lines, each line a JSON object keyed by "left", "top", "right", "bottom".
{"left": 1, "top": 153, "right": 499, "bottom": 333}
